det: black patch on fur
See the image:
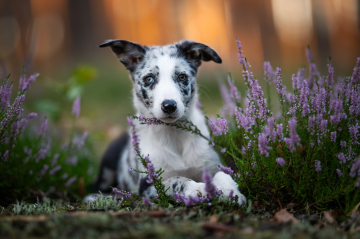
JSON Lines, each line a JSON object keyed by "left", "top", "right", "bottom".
{"left": 172, "top": 182, "right": 178, "bottom": 191}
{"left": 139, "top": 177, "right": 152, "bottom": 196}
{"left": 182, "top": 89, "right": 188, "bottom": 95}
{"left": 141, "top": 88, "right": 148, "bottom": 100}
{"left": 99, "top": 40, "right": 147, "bottom": 72}
{"left": 93, "top": 133, "right": 129, "bottom": 193}
{"left": 180, "top": 184, "right": 185, "bottom": 192}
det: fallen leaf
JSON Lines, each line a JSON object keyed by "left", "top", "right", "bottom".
{"left": 348, "top": 202, "right": 360, "bottom": 216}
{"left": 274, "top": 209, "right": 299, "bottom": 224}
{"left": 323, "top": 211, "right": 335, "bottom": 224}
{"left": 209, "top": 215, "right": 218, "bottom": 223}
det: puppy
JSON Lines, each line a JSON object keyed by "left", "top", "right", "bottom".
{"left": 89, "top": 40, "right": 246, "bottom": 204}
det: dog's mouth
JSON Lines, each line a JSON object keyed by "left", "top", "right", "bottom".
{"left": 159, "top": 116, "right": 179, "bottom": 123}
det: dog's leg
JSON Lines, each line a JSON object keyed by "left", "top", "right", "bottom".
{"left": 139, "top": 176, "right": 206, "bottom": 199}
{"left": 212, "top": 171, "right": 247, "bottom": 205}
{"left": 139, "top": 173, "right": 246, "bottom": 205}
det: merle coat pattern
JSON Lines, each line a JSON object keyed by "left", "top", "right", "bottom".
{"left": 89, "top": 40, "right": 246, "bottom": 204}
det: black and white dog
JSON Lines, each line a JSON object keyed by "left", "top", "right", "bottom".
{"left": 87, "top": 40, "right": 246, "bottom": 204}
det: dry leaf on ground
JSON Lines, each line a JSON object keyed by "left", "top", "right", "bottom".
{"left": 274, "top": 209, "right": 299, "bottom": 224}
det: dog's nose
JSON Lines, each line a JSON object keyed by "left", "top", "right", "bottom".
{"left": 161, "top": 100, "right": 177, "bottom": 114}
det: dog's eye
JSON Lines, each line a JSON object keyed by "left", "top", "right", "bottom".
{"left": 178, "top": 74, "right": 187, "bottom": 81}
{"left": 145, "top": 76, "right": 154, "bottom": 84}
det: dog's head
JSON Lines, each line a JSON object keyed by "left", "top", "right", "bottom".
{"left": 100, "top": 40, "right": 221, "bottom": 123}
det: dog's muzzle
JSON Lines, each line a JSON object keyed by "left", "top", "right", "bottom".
{"left": 161, "top": 100, "right": 177, "bottom": 114}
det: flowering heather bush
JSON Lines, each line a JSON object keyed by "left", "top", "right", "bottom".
{"left": 211, "top": 38, "right": 360, "bottom": 210}
{"left": 0, "top": 74, "right": 95, "bottom": 205}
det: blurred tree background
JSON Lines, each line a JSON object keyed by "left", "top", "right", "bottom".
{"left": 0, "top": 0, "right": 359, "bottom": 160}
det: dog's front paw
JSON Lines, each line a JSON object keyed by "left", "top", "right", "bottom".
{"left": 212, "top": 171, "right": 247, "bottom": 205}
{"left": 183, "top": 181, "right": 207, "bottom": 198}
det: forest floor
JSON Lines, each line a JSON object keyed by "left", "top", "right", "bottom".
{"left": 1, "top": 201, "right": 360, "bottom": 239}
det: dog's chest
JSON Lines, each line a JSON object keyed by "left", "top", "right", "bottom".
{"left": 137, "top": 125, "right": 204, "bottom": 170}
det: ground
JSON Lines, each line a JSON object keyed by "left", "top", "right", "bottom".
{"left": 1, "top": 201, "right": 360, "bottom": 239}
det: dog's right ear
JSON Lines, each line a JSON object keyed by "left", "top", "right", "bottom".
{"left": 99, "top": 40, "right": 147, "bottom": 71}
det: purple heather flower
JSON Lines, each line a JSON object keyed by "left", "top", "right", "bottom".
{"left": 300, "top": 80, "right": 310, "bottom": 116}
{"left": 227, "top": 190, "right": 234, "bottom": 200}
{"left": 355, "top": 179, "right": 360, "bottom": 188}
{"left": 174, "top": 192, "right": 187, "bottom": 204}
{"left": 184, "top": 195, "right": 201, "bottom": 207}
{"left": 210, "top": 142, "right": 215, "bottom": 147}
{"left": 145, "top": 157, "right": 158, "bottom": 184}
{"left": 241, "top": 146, "right": 247, "bottom": 155}
{"left": 337, "top": 153, "right": 347, "bottom": 164}
{"left": 217, "top": 118, "right": 228, "bottom": 135}
{"left": 49, "top": 165, "right": 62, "bottom": 175}
{"left": 252, "top": 161, "right": 257, "bottom": 169}
{"left": 19, "top": 74, "right": 38, "bottom": 91}
{"left": 208, "top": 118, "right": 222, "bottom": 136}
{"left": 330, "top": 99, "right": 344, "bottom": 124}
{"left": 50, "top": 153, "right": 60, "bottom": 166}
{"left": 27, "top": 112, "right": 38, "bottom": 119}
{"left": 2, "top": 150, "right": 9, "bottom": 161}
{"left": 39, "top": 164, "right": 49, "bottom": 177}
{"left": 127, "top": 116, "right": 134, "bottom": 126}
{"left": 266, "top": 117, "right": 276, "bottom": 142}
{"left": 275, "top": 67, "right": 286, "bottom": 101}
{"left": 235, "top": 107, "right": 255, "bottom": 132}
{"left": 219, "top": 166, "right": 234, "bottom": 175}
{"left": 128, "top": 167, "right": 134, "bottom": 172}
{"left": 113, "top": 188, "right": 132, "bottom": 199}
{"left": 276, "top": 124, "right": 283, "bottom": 140}
{"left": 65, "top": 176, "right": 77, "bottom": 187}
{"left": 202, "top": 168, "right": 217, "bottom": 199}
{"left": 36, "top": 149, "right": 47, "bottom": 163}
{"left": 350, "top": 158, "right": 360, "bottom": 178}
{"left": 296, "top": 67, "right": 305, "bottom": 89}
{"left": 263, "top": 61, "right": 274, "bottom": 84}
{"left": 219, "top": 83, "right": 235, "bottom": 117}
{"left": 349, "top": 123, "right": 359, "bottom": 144}
{"left": 39, "top": 119, "right": 48, "bottom": 136}
{"left": 350, "top": 57, "right": 360, "bottom": 85}
{"left": 220, "top": 148, "right": 227, "bottom": 154}
{"left": 330, "top": 131, "right": 337, "bottom": 142}
{"left": 236, "top": 37, "right": 247, "bottom": 68}
{"left": 315, "top": 160, "right": 321, "bottom": 172}
{"left": 308, "top": 116, "right": 316, "bottom": 135}
{"left": 130, "top": 128, "right": 140, "bottom": 153}
{"left": 284, "top": 118, "right": 300, "bottom": 152}
{"left": 72, "top": 97, "right": 81, "bottom": 118}
{"left": 227, "top": 75, "right": 241, "bottom": 102}
{"left": 142, "top": 196, "right": 154, "bottom": 206}
{"left": 196, "top": 100, "right": 203, "bottom": 109}
{"left": 340, "top": 141, "right": 347, "bottom": 148}
{"left": 336, "top": 169, "right": 343, "bottom": 177}
{"left": 276, "top": 157, "right": 286, "bottom": 167}
{"left": 326, "top": 60, "right": 334, "bottom": 88}
{"left": 258, "top": 132, "right": 271, "bottom": 157}
{"left": 0, "top": 78, "right": 13, "bottom": 111}
{"left": 67, "top": 156, "right": 78, "bottom": 165}
{"left": 62, "top": 173, "right": 69, "bottom": 179}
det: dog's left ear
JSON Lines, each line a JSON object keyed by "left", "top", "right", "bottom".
{"left": 99, "top": 40, "right": 147, "bottom": 71}
{"left": 176, "top": 40, "right": 222, "bottom": 67}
